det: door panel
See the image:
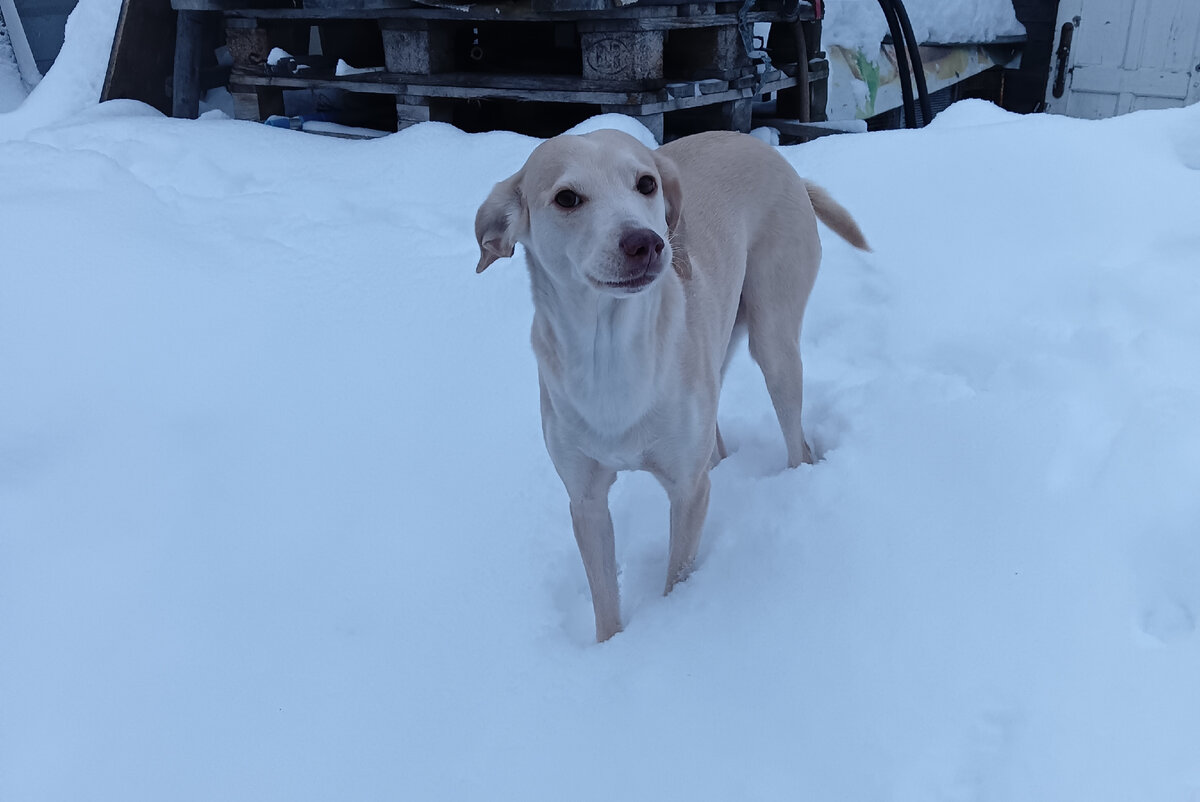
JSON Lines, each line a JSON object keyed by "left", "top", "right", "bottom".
{"left": 1046, "top": 0, "right": 1200, "bottom": 116}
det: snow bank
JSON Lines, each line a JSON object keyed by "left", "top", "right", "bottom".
{"left": 2, "top": 97, "right": 1200, "bottom": 801}
{"left": 0, "top": 0, "right": 121, "bottom": 139}
{"left": 824, "top": 0, "right": 1025, "bottom": 51}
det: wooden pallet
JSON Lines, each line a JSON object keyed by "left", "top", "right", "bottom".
{"left": 172, "top": 0, "right": 825, "bottom": 139}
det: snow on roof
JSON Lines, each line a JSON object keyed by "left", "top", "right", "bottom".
{"left": 824, "top": 0, "right": 1026, "bottom": 52}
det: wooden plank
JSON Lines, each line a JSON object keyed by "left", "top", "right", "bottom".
{"left": 172, "top": 10, "right": 204, "bottom": 118}
{"left": 226, "top": 56, "right": 820, "bottom": 98}
{"left": 231, "top": 68, "right": 666, "bottom": 103}
{"left": 1070, "top": 64, "right": 1191, "bottom": 99}
{"left": 380, "top": 19, "right": 453, "bottom": 74}
{"left": 396, "top": 97, "right": 452, "bottom": 127}
{"left": 229, "top": 88, "right": 261, "bottom": 119}
{"left": 172, "top": 0, "right": 812, "bottom": 25}
{"left": 172, "top": 0, "right": 292, "bottom": 8}
{"left": 234, "top": 66, "right": 662, "bottom": 90}
{"left": 230, "top": 68, "right": 800, "bottom": 113}
{"left": 576, "top": 9, "right": 789, "bottom": 31}
{"left": 629, "top": 72, "right": 795, "bottom": 112}
{"left": 753, "top": 118, "right": 860, "bottom": 140}
{"left": 206, "top": 6, "right": 803, "bottom": 30}
{"left": 102, "top": 0, "right": 179, "bottom": 115}
{"left": 662, "top": 21, "right": 747, "bottom": 78}
{"left": 719, "top": 95, "right": 752, "bottom": 131}
{"left": 597, "top": 107, "right": 663, "bottom": 140}
{"left": 531, "top": 0, "right": 609, "bottom": 12}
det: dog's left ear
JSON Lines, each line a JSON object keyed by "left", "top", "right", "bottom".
{"left": 652, "top": 150, "right": 690, "bottom": 279}
{"left": 474, "top": 170, "right": 528, "bottom": 273}
{"left": 653, "top": 150, "right": 684, "bottom": 236}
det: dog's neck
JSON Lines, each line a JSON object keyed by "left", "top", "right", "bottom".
{"left": 526, "top": 253, "right": 684, "bottom": 435}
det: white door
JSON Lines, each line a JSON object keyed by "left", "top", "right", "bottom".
{"left": 1046, "top": 0, "right": 1200, "bottom": 117}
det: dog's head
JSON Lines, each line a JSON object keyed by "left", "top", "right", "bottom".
{"left": 474, "top": 129, "right": 686, "bottom": 295}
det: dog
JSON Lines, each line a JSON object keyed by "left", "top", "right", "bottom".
{"left": 475, "top": 129, "right": 869, "bottom": 642}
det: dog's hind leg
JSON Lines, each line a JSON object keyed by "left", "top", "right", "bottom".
{"left": 748, "top": 326, "right": 813, "bottom": 467}
{"left": 743, "top": 199, "right": 821, "bottom": 468}
{"left": 711, "top": 423, "right": 727, "bottom": 468}
{"left": 742, "top": 260, "right": 818, "bottom": 467}
{"left": 711, "top": 304, "right": 746, "bottom": 468}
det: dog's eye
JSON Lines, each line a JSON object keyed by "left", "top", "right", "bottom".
{"left": 637, "top": 175, "right": 657, "bottom": 195}
{"left": 554, "top": 189, "right": 582, "bottom": 209}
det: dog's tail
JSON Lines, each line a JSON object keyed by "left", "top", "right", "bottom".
{"left": 806, "top": 182, "right": 871, "bottom": 252}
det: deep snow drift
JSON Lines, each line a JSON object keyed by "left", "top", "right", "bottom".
{"left": 3, "top": 7, "right": 1200, "bottom": 800}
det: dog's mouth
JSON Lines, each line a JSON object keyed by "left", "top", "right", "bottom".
{"left": 590, "top": 269, "right": 661, "bottom": 293}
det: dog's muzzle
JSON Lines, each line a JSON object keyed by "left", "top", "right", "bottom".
{"left": 594, "top": 228, "right": 665, "bottom": 293}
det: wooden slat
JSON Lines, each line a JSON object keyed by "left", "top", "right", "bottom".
{"left": 173, "top": 0, "right": 811, "bottom": 25}
{"left": 103, "top": 0, "right": 178, "bottom": 114}
{"left": 629, "top": 73, "right": 795, "bottom": 113}
{"left": 207, "top": 7, "right": 801, "bottom": 28}
{"left": 235, "top": 66, "right": 663, "bottom": 91}
{"left": 230, "top": 67, "right": 801, "bottom": 110}
{"left": 173, "top": 0, "right": 811, "bottom": 9}
{"left": 231, "top": 67, "right": 667, "bottom": 103}
{"left": 753, "top": 117, "right": 859, "bottom": 140}
{"left": 172, "top": 10, "right": 204, "bottom": 117}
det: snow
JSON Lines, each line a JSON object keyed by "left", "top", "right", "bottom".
{"left": 301, "top": 119, "right": 390, "bottom": 138}
{"left": 4, "top": 7, "right": 1200, "bottom": 802}
{"left": 0, "top": 22, "right": 27, "bottom": 112}
{"left": 0, "top": 0, "right": 118, "bottom": 140}
{"left": 335, "top": 58, "right": 384, "bottom": 77}
{"left": 823, "top": 0, "right": 1025, "bottom": 52}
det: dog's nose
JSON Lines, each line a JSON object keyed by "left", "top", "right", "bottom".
{"left": 620, "top": 228, "right": 665, "bottom": 270}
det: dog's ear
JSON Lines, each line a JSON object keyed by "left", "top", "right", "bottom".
{"left": 474, "top": 170, "right": 527, "bottom": 273}
{"left": 652, "top": 150, "right": 690, "bottom": 280}
{"left": 653, "top": 150, "right": 684, "bottom": 236}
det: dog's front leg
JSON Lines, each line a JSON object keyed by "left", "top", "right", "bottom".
{"left": 553, "top": 450, "right": 621, "bottom": 642}
{"left": 570, "top": 487, "right": 621, "bottom": 642}
{"left": 663, "top": 470, "right": 711, "bottom": 595}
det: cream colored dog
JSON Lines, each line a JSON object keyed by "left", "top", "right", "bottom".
{"left": 475, "top": 129, "right": 868, "bottom": 642}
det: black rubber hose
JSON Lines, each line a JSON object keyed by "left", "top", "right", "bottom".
{"left": 891, "top": 0, "right": 933, "bottom": 124}
{"left": 877, "top": 0, "right": 917, "bottom": 128}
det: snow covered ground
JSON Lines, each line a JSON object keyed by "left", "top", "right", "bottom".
{"left": 4, "top": 3, "right": 1200, "bottom": 801}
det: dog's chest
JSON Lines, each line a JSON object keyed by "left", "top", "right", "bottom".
{"left": 539, "top": 342, "right": 675, "bottom": 471}
{"left": 573, "top": 416, "right": 658, "bottom": 471}
{"left": 556, "top": 353, "right": 662, "bottom": 455}
{"left": 544, "top": 359, "right": 703, "bottom": 473}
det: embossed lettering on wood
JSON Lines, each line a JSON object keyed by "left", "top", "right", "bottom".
{"left": 581, "top": 31, "right": 664, "bottom": 82}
